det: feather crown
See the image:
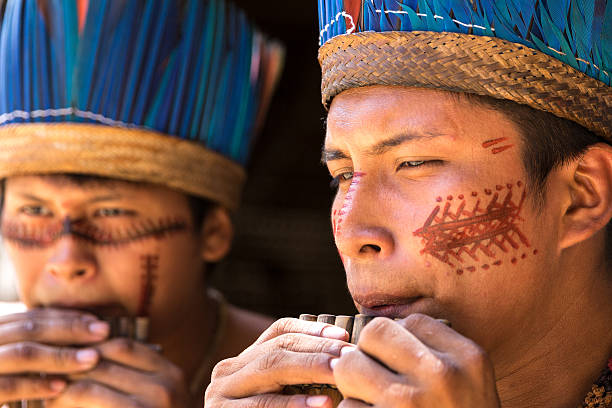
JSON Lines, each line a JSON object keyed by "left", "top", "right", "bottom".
{"left": 318, "top": 0, "right": 611, "bottom": 87}
{"left": 0, "top": 0, "right": 284, "bottom": 166}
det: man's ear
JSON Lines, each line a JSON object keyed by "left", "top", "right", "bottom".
{"left": 199, "top": 206, "right": 233, "bottom": 262}
{"left": 560, "top": 143, "right": 612, "bottom": 250}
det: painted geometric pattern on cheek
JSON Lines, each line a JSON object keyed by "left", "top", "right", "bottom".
{"left": 332, "top": 172, "right": 366, "bottom": 262}
{"left": 1, "top": 216, "right": 189, "bottom": 249}
{"left": 413, "top": 181, "right": 533, "bottom": 272}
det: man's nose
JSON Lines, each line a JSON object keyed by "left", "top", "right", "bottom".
{"left": 333, "top": 174, "right": 395, "bottom": 261}
{"left": 44, "top": 238, "right": 97, "bottom": 281}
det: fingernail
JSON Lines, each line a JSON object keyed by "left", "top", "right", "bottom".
{"left": 88, "top": 321, "right": 109, "bottom": 336}
{"left": 329, "top": 357, "right": 338, "bottom": 370}
{"left": 76, "top": 349, "right": 98, "bottom": 364}
{"left": 306, "top": 395, "right": 329, "bottom": 407}
{"left": 340, "top": 345, "right": 357, "bottom": 356}
{"left": 321, "top": 325, "right": 347, "bottom": 339}
{"left": 50, "top": 379, "right": 66, "bottom": 392}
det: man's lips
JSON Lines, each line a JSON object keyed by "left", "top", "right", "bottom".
{"left": 354, "top": 294, "right": 428, "bottom": 319}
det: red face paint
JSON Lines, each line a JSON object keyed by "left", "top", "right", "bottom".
{"left": 138, "top": 255, "right": 159, "bottom": 317}
{"left": 1, "top": 216, "right": 189, "bottom": 249}
{"left": 413, "top": 181, "right": 532, "bottom": 272}
{"left": 482, "top": 137, "right": 514, "bottom": 155}
{"left": 332, "top": 172, "right": 366, "bottom": 263}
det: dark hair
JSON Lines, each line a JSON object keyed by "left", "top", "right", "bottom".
{"left": 0, "top": 174, "right": 214, "bottom": 231}
{"left": 463, "top": 94, "right": 611, "bottom": 259}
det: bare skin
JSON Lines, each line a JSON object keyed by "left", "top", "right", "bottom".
{"left": 0, "top": 176, "right": 273, "bottom": 407}
{"left": 205, "top": 86, "right": 612, "bottom": 408}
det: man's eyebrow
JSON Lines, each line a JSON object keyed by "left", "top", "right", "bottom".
{"left": 321, "top": 132, "right": 445, "bottom": 164}
{"left": 321, "top": 149, "right": 350, "bottom": 164}
{"left": 87, "top": 194, "right": 124, "bottom": 204}
{"left": 16, "top": 192, "right": 46, "bottom": 202}
{"left": 15, "top": 193, "right": 123, "bottom": 204}
{"left": 367, "top": 133, "right": 444, "bottom": 156}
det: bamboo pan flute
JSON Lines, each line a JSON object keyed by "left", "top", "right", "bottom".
{"left": 283, "top": 313, "right": 450, "bottom": 407}
{"left": 4, "top": 316, "right": 154, "bottom": 408}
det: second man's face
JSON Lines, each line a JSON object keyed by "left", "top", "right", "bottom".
{"left": 1, "top": 176, "right": 208, "bottom": 339}
{"left": 323, "top": 86, "right": 566, "bottom": 362}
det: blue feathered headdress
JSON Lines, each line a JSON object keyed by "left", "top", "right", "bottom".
{"left": 317, "top": 0, "right": 612, "bottom": 142}
{"left": 0, "top": 0, "right": 284, "bottom": 209}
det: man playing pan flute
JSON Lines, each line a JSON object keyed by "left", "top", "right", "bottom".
{"left": 206, "top": 0, "right": 612, "bottom": 407}
{"left": 0, "top": 0, "right": 283, "bottom": 406}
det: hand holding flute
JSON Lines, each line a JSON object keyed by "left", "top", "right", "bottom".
{"left": 206, "top": 313, "right": 500, "bottom": 408}
{"left": 0, "top": 310, "right": 188, "bottom": 408}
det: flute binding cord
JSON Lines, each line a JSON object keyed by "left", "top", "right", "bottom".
{"left": 0, "top": 0, "right": 285, "bottom": 210}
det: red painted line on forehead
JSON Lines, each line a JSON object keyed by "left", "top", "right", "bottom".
{"left": 482, "top": 137, "right": 508, "bottom": 148}
{"left": 492, "top": 145, "right": 514, "bottom": 154}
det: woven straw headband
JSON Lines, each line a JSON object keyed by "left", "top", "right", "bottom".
{"left": 0, "top": 124, "right": 246, "bottom": 210}
{"left": 319, "top": 31, "right": 612, "bottom": 143}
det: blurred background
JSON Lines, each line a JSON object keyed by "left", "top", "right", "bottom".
{"left": 212, "top": 0, "right": 355, "bottom": 317}
{"left": 0, "top": 2, "right": 356, "bottom": 318}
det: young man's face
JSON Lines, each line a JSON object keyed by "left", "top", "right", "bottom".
{"left": 324, "top": 86, "right": 567, "bottom": 359}
{"left": 1, "top": 176, "right": 209, "bottom": 336}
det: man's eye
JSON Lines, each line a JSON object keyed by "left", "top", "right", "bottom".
{"left": 398, "top": 160, "right": 425, "bottom": 169}
{"left": 20, "top": 206, "right": 52, "bottom": 217}
{"left": 397, "top": 160, "right": 444, "bottom": 171}
{"left": 94, "top": 208, "right": 134, "bottom": 217}
{"left": 330, "top": 171, "right": 354, "bottom": 189}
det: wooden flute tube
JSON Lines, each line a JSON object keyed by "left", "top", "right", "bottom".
{"left": 282, "top": 313, "right": 375, "bottom": 407}
{"left": 283, "top": 313, "right": 450, "bottom": 407}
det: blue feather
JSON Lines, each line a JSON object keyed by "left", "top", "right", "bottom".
{"left": 199, "top": 0, "right": 226, "bottom": 145}
{"left": 168, "top": 0, "right": 200, "bottom": 135}
{"left": 0, "top": 0, "right": 13, "bottom": 115}
{"left": 119, "top": 0, "right": 156, "bottom": 122}
{"left": 134, "top": 0, "right": 174, "bottom": 125}
{"left": 7, "top": 0, "right": 23, "bottom": 114}
{"left": 23, "top": 0, "right": 34, "bottom": 114}
{"left": 230, "top": 14, "right": 252, "bottom": 159}
{"left": 74, "top": 1, "right": 109, "bottom": 111}
{"left": 189, "top": 0, "right": 218, "bottom": 139}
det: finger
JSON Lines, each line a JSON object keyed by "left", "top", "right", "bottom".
{"left": 95, "top": 338, "right": 168, "bottom": 373}
{"left": 0, "top": 376, "right": 66, "bottom": 402}
{"left": 357, "top": 317, "right": 436, "bottom": 374}
{"left": 332, "top": 347, "right": 402, "bottom": 404}
{"left": 67, "top": 359, "right": 180, "bottom": 403}
{"left": 0, "top": 316, "right": 109, "bottom": 346}
{"left": 206, "top": 393, "right": 334, "bottom": 408}
{"left": 337, "top": 398, "right": 371, "bottom": 408}
{"left": 0, "top": 343, "right": 99, "bottom": 374}
{"left": 250, "top": 318, "right": 349, "bottom": 349}
{"left": 398, "top": 314, "right": 478, "bottom": 355}
{"left": 45, "top": 380, "right": 143, "bottom": 408}
{"left": 213, "top": 349, "right": 337, "bottom": 398}
{"left": 0, "top": 309, "right": 99, "bottom": 325}
{"left": 214, "top": 332, "right": 349, "bottom": 378}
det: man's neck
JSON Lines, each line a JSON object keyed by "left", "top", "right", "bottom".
{"left": 495, "top": 253, "right": 612, "bottom": 408}
{"left": 161, "top": 290, "right": 217, "bottom": 381}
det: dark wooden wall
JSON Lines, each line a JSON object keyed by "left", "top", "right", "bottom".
{"left": 209, "top": 2, "right": 356, "bottom": 318}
